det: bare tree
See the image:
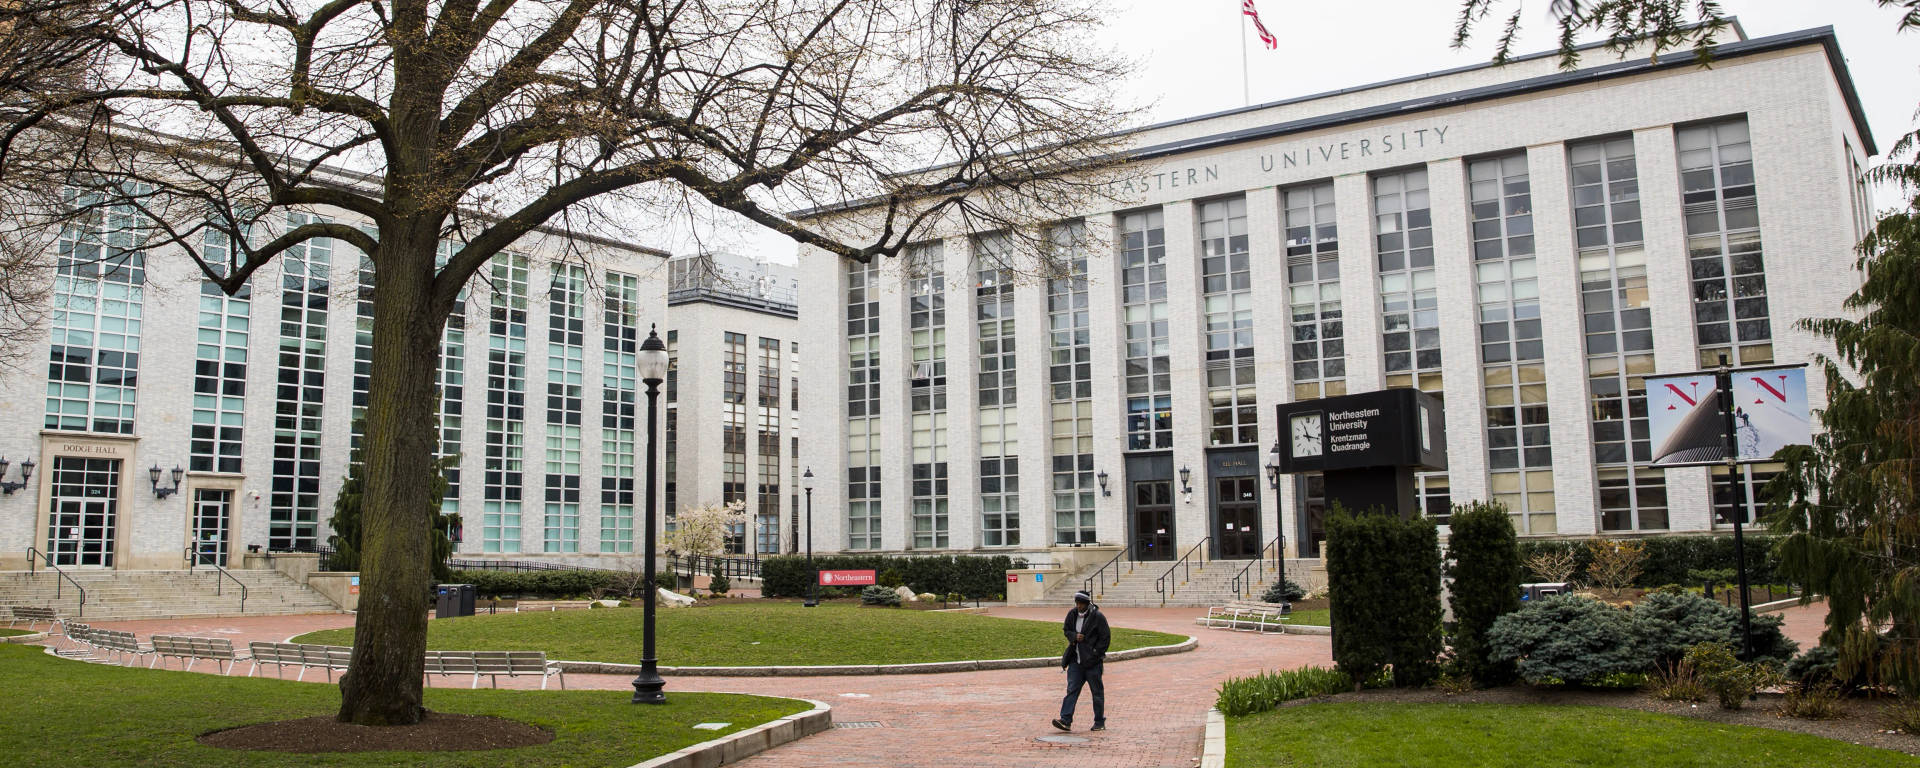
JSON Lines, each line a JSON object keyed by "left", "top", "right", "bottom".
{"left": 3, "top": 0, "right": 1135, "bottom": 725}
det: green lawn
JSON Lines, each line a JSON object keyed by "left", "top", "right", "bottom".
{"left": 293, "top": 603, "right": 1187, "bottom": 666}
{"left": 1228, "top": 702, "right": 1920, "bottom": 767}
{"left": 1, "top": 643, "right": 808, "bottom": 767}
{"left": 1284, "top": 609, "right": 1330, "bottom": 627}
{"left": 0, "top": 627, "right": 34, "bottom": 638}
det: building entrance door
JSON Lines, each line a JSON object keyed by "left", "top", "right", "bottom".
{"left": 1131, "top": 480, "right": 1174, "bottom": 561}
{"left": 1215, "top": 476, "right": 1261, "bottom": 558}
{"left": 47, "top": 457, "right": 120, "bottom": 567}
{"left": 191, "top": 489, "right": 233, "bottom": 567}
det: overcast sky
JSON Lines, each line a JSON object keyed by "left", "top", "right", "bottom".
{"left": 691, "top": 1, "right": 1920, "bottom": 264}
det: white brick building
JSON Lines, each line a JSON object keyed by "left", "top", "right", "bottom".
{"left": 0, "top": 198, "right": 673, "bottom": 570}
{"left": 663, "top": 252, "right": 803, "bottom": 555}
{"left": 792, "top": 26, "right": 1877, "bottom": 564}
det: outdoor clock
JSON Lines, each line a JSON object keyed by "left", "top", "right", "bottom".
{"left": 1290, "top": 412, "right": 1323, "bottom": 458}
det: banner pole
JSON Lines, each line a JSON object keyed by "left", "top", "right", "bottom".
{"left": 1240, "top": 13, "right": 1252, "bottom": 107}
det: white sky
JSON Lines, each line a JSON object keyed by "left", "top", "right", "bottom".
{"left": 699, "top": 1, "right": 1920, "bottom": 265}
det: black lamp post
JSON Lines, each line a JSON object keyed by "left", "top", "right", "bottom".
{"left": 632, "top": 325, "right": 670, "bottom": 704}
{"left": 0, "top": 457, "right": 35, "bottom": 495}
{"left": 1265, "top": 449, "right": 1288, "bottom": 608}
{"left": 802, "top": 468, "right": 817, "bottom": 607}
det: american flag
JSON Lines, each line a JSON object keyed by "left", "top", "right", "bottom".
{"left": 1242, "top": 0, "right": 1277, "bottom": 50}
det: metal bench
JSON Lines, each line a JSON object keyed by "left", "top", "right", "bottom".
{"left": 1199, "top": 601, "right": 1291, "bottom": 634}
{"left": 513, "top": 600, "right": 594, "bottom": 612}
{"left": 246, "top": 642, "right": 352, "bottom": 681}
{"left": 90, "top": 629, "right": 153, "bottom": 665}
{"left": 8, "top": 605, "right": 59, "bottom": 630}
{"left": 425, "top": 649, "right": 566, "bottom": 689}
{"left": 151, "top": 635, "right": 245, "bottom": 674}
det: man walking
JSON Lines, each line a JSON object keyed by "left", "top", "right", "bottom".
{"left": 1053, "top": 591, "right": 1110, "bottom": 732}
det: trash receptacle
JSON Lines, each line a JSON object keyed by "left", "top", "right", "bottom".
{"left": 435, "top": 584, "right": 476, "bottom": 618}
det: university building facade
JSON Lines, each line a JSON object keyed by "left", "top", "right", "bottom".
{"left": 0, "top": 199, "right": 672, "bottom": 570}
{"left": 793, "top": 26, "right": 1876, "bottom": 564}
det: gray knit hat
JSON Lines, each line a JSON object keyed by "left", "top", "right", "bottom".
{"left": 1073, "top": 591, "right": 1092, "bottom": 603}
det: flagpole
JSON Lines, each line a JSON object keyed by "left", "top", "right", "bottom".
{"left": 1240, "top": 11, "right": 1251, "bottom": 107}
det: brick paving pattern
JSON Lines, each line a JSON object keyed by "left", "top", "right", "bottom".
{"left": 41, "top": 601, "right": 1833, "bottom": 768}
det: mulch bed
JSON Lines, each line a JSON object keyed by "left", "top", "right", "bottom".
{"left": 1289, "top": 685, "right": 1919, "bottom": 756}
{"left": 199, "top": 712, "right": 553, "bottom": 753}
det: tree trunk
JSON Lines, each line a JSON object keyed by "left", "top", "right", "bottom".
{"left": 338, "top": 230, "right": 445, "bottom": 725}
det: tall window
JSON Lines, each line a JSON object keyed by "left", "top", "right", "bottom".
{"left": 1470, "top": 154, "right": 1555, "bottom": 534}
{"left": 723, "top": 331, "right": 748, "bottom": 553}
{"left": 1048, "top": 222, "right": 1097, "bottom": 545}
{"left": 1285, "top": 182, "right": 1345, "bottom": 400}
{"left": 350, "top": 249, "right": 375, "bottom": 453}
{"left": 438, "top": 241, "right": 466, "bottom": 518}
{"left": 46, "top": 188, "right": 147, "bottom": 435}
{"left": 1120, "top": 210, "right": 1171, "bottom": 450}
{"left": 1572, "top": 136, "right": 1668, "bottom": 531}
{"left": 664, "top": 330, "right": 679, "bottom": 525}
{"left": 542, "top": 265, "right": 585, "bottom": 553}
{"left": 756, "top": 337, "right": 783, "bottom": 554}
{"left": 1200, "top": 197, "right": 1257, "bottom": 446}
{"left": 483, "top": 254, "right": 529, "bottom": 553}
{"left": 1679, "top": 119, "right": 1771, "bottom": 367}
{"left": 845, "top": 260, "right": 882, "bottom": 549}
{"left": 976, "top": 234, "right": 1019, "bottom": 546}
{"left": 266, "top": 213, "right": 330, "bottom": 550}
{"left": 191, "top": 225, "right": 249, "bottom": 474}
{"left": 1375, "top": 169, "right": 1440, "bottom": 389}
{"left": 600, "top": 271, "right": 639, "bottom": 552}
{"left": 907, "top": 243, "right": 949, "bottom": 548}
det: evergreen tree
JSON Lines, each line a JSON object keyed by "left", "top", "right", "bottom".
{"left": 1446, "top": 500, "right": 1523, "bottom": 686}
{"left": 1326, "top": 503, "right": 1444, "bottom": 688}
{"left": 330, "top": 451, "right": 460, "bottom": 583}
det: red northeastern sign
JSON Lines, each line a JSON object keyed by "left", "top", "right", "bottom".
{"left": 818, "top": 569, "right": 877, "bottom": 586}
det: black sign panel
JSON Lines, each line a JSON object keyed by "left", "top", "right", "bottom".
{"left": 1273, "top": 388, "right": 1446, "bottom": 473}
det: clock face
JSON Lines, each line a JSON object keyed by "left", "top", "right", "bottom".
{"left": 1290, "top": 413, "right": 1323, "bottom": 458}
{"left": 1420, "top": 405, "right": 1432, "bottom": 452}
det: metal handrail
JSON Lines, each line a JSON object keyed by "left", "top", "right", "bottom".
{"left": 184, "top": 546, "right": 247, "bottom": 610}
{"left": 1229, "top": 535, "right": 1285, "bottom": 598}
{"left": 1082, "top": 546, "right": 1133, "bottom": 600}
{"left": 1154, "top": 536, "right": 1212, "bottom": 606}
{"left": 25, "top": 546, "right": 86, "bottom": 618}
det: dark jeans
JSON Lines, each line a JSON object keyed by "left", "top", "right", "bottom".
{"left": 1060, "top": 661, "right": 1104, "bottom": 724}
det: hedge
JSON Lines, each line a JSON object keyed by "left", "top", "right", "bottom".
{"left": 1326, "top": 506, "right": 1443, "bottom": 688}
{"left": 1445, "top": 501, "right": 1523, "bottom": 687}
{"left": 447, "top": 569, "right": 617, "bottom": 598}
{"left": 758, "top": 554, "right": 1023, "bottom": 599}
{"left": 1516, "top": 535, "right": 1782, "bottom": 588}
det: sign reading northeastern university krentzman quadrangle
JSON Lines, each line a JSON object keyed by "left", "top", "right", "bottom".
{"left": 1645, "top": 365, "right": 1812, "bottom": 467}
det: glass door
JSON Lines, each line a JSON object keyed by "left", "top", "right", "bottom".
{"left": 1215, "top": 476, "right": 1261, "bottom": 558}
{"left": 48, "top": 457, "right": 119, "bottom": 567}
{"left": 191, "top": 489, "right": 233, "bottom": 566}
{"left": 1130, "top": 480, "right": 1174, "bottom": 561}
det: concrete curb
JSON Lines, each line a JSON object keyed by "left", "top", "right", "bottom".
{"left": 1200, "top": 708, "right": 1225, "bottom": 768}
{"left": 1189, "top": 618, "right": 1331, "bottom": 636}
{"left": 1755, "top": 594, "right": 1822, "bottom": 614}
{"left": 560, "top": 636, "right": 1199, "bottom": 677}
{"left": 2, "top": 631, "right": 48, "bottom": 644}
{"left": 626, "top": 698, "right": 830, "bottom": 768}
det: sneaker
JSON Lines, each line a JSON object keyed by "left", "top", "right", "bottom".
{"left": 1051, "top": 718, "right": 1071, "bottom": 732}
{"left": 1090, "top": 723, "right": 1106, "bottom": 731}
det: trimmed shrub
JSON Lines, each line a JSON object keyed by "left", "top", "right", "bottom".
{"left": 708, "top": 565, "right": 730, "bottom": 596}
{"left": 758, "top": 554, "right": 1020, "bottom": 599}
{"left": 1487, "top": 595, "right": 1641, "bottom": 685}
{"left": 1259, "top": 578, "right": 1306, "bottom": 604}
{"left": 859, "top": 585, "right": 900, "bottom": 606}
{"left": 1214, "top": 666, "right": 1352, "bottom": 716}
{"left": 1445, "top": 500, "right": 1523, "bottom": 687}
{"left": 450, "top": 569, "right": 616, "bottom": 599}
{"left": 1326, "top": 505, "right": 1443, "bottom": 689}
{"left": 1515, "top": 535, "right": 1783, "bottom": 589}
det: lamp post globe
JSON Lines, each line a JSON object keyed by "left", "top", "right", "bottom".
{"left": 632, "top": 325, "right": 670, "bottom": 704}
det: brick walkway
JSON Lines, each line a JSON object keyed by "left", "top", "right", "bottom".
{"left": 44, "top": 602, "right": 1832, "bottom": 768}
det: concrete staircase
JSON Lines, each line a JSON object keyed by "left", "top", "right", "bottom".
{"left": 1028, "top": 557, "right": 1294, "bottom": 607}
{"left": 0, "top": 569, "right": 344, "bottom": 621}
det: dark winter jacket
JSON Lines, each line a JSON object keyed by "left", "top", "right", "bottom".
{"left": 1059, "top": 605, "right": 1111, "bottom": 669}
